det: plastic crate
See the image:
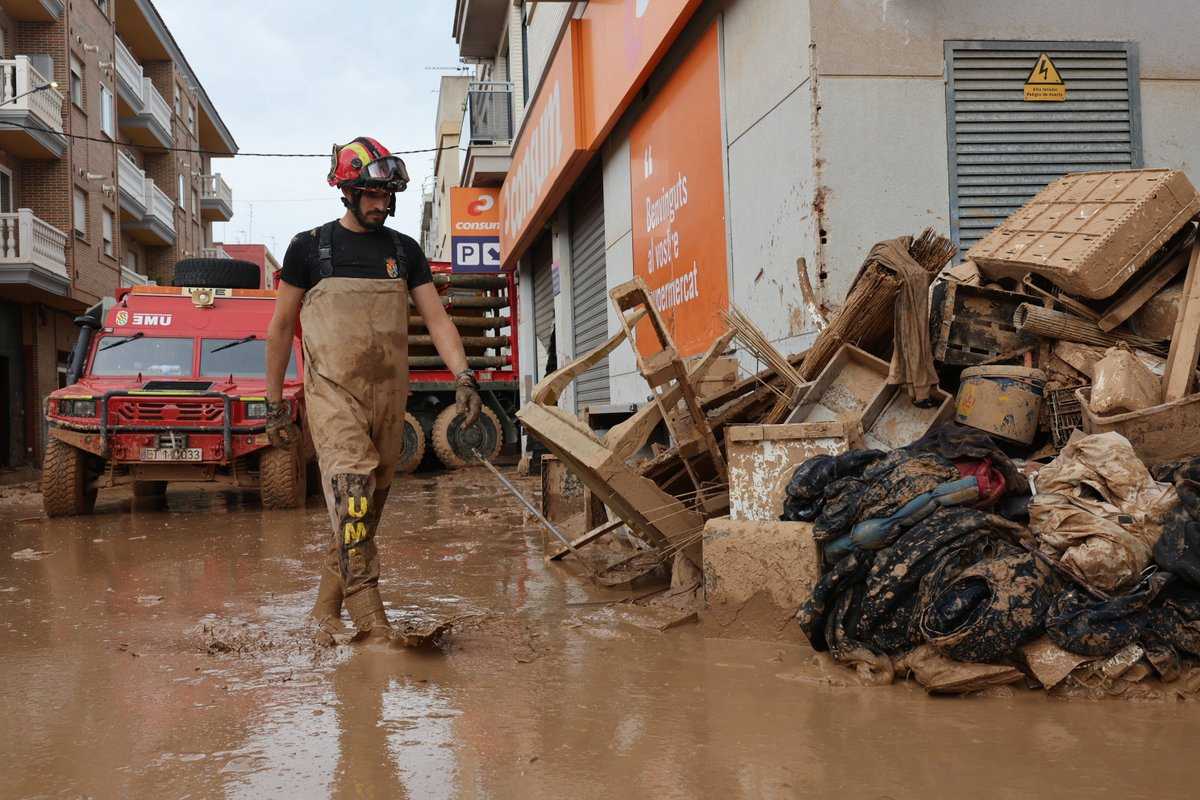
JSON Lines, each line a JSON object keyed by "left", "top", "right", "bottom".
{"left": 969, "top": 169, "right": 1200, "bottom": 299}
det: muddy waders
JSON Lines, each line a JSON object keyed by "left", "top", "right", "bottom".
{"left": 302, "top": 263, "right": 409, "bottom": 641}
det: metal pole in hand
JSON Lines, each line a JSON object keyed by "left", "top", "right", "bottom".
{"left": 472, "top": 449, "right": 598, "bottom": 577}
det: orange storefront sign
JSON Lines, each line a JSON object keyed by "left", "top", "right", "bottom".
{"left": 451, "top": 187, "right": 501, "bottom": 233}
{"left": 578, "top": 0, "right": 703, "bottom": 148}
{"left": 500, "top": 1, "right": 702, "bottom": 268}
{"left": 499, "top": 23, "right": 587, "bottom": 268}
{"left": 629, "top": 23, "right": 726, "bottom": 359}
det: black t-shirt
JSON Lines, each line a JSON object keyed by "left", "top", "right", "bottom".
{"left": 280, "top": 222, "right": 433, "bottom": 291}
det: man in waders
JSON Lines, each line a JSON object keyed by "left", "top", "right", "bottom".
{"left": 264, "top": 136, "right": 482, "bottom": 644}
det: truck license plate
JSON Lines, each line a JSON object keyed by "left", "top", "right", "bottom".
{"left": 140, "top": 447, "right": 202, "bottom": 462}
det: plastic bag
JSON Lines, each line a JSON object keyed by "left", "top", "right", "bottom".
{"left": 1089, "top": 344, "right": 1161, "bottom": 415}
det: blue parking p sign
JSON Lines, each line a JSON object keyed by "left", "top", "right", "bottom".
{"left": 452, "top": 235, "right": 502, "bottom": 273}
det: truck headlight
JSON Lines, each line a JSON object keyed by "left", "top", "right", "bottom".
{"left": 59, "top": 399, "right": 97, "bottom": 417}
{"left": 243, "top": 400, "right": 268, "bottom": 419}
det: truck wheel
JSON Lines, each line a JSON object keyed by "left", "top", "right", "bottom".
{"left": 396, "top": 412, "right": 426, "bottom": 474}
{"left": 171, "top": 258, "right": 260, "bottom": 289}
{"left": 132, "top": 480, "right": 167, "bottom": 497}
{"left": 41, "top": 438, "right": 97, "bottom": 517}
{"left": 260, "top": 446, "right": 306, "bottom": 509}
{"left": 431, "top": 405, "right": 502, "bottom": 469}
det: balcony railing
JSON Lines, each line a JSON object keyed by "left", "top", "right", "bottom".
{"left": 0, "top": 209, "right": 67, "bottom": 278}
{"left": 0, "top": 56, "right": 64, "bottom": 134}
{"left": 146, "top": 180, "right": 175, "bottom": 232}
{"left": 200, "top": 246, "right": 231, "bottom": 259}
{"left": 114, "top": 36, "right": 144, "bottom": 107}
{"left": 117, "top": 150, "right": 147, "bottom": 214}
{"left": 467, "top": 81, "right": 513, "bottom": 145}
{"left": 200, "top": 174, "right": 232, "bottom": 208}
{"left": 142, "top": 78, "right": 172, "bottom": 137}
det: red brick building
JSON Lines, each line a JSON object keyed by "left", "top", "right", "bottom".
{"left": 0, "top": 0, "right": 237, "bottom": 468}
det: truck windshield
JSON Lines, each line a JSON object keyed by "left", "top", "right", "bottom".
{"left": 200, "top": 339, "right": 296, "bottom": 378}
{"left": 90, "top": 336, "right": 194, "bottom": 377}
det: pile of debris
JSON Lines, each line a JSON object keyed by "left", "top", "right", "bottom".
{"left": 517, "top": 167, "right": 1200, "bottom": 697}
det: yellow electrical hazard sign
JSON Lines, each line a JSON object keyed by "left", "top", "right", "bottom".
{"left": 1024, "top": 53, "right": 1066, "bottom": 102}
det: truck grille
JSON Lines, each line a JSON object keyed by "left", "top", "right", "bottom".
{"left": 110, "top": 398, "right": 225, "bottom": 424}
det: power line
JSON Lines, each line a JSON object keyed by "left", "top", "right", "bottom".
{"left": 0, "top": 118, "right": 458, "bottom": 158}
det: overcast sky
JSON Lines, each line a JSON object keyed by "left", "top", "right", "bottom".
{"left": 154, "top": 1, "right": 464, "bottom": 261}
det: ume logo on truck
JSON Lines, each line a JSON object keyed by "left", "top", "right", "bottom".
{"left": 114, "top": 310, "right": 173, "bottom": 327}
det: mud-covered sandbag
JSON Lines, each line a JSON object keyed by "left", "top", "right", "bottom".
{"left": 920, "top": 550, "right": 1055, "bottom": 662}
{"left": 1030, "top": 432, "right": 1177, "bottom": 592}
{"left": 782, "top": 449, "right": 885, "bottom": 522}
{"left": 1089, "top": 345, "right": 1160, "bottom": 415}
{"left": 1045, "top": 572, "right": 1169, "bottom": 657}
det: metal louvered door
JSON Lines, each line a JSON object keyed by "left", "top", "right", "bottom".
{"left": 530, "top": 231, "right": 555, "bottom": 380}
{"left": 945, "top": 41, "right": 1142, "bottom": 252}
{"left": 569, "top": 165, "right": 609, "bottom": 412}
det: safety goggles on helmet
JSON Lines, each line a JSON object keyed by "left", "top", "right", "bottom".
{"left": 360, "top": 155, "right": 409, "bottom": 185}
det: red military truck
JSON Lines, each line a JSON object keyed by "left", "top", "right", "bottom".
{"left": 41, "top": 258, "right": 313, "bottom": 516}
{"left": 42, "top": 257, "right": 519, "bottom": 516}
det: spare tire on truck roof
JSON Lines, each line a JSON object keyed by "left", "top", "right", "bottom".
{"left": 171, "top": 258, "right": 261, "bottom": 289}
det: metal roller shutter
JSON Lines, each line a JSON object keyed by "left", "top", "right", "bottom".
{"left": 945, "top": 41, "right": 1142, "bottom": 252}
{"left": 530, "top": 232, "right": 555, "bottom": 380}
{"left": 569, "top": 165, "right": 609, "bottom": 411}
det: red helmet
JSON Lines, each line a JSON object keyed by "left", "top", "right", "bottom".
{"left": 327, "top": 137, "right": 409, "bottom": 193}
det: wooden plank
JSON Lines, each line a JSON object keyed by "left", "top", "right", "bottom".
{"left": 1097, "top": 243, "right": 1191, "bottom": 332}
{"left": 1163, "top": 240, "right": 1200, "bottom": 402}
{"left": 548, "top": 518, "right": 625, "bottom": 561}
{"left": 726, "top": 421, "right": 847, "bottom": 443}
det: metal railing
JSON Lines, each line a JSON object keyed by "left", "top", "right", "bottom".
{"left": 142, "top": 77, "right": 171, "bottom": 138}
{"left": 467, "top": 81, "right": 513, "bottom": 144}
{"left": 0, "top": 57, "right": 64, "bottom": 133}
{"left": 146, "top": 180, "right": 175, "bottom": 232}
{"left": 114, "top": 36, "right": 144, "bottom": 106}
{"left": 200, "top": 246, "right": 231, "bottom": 259}
{"left": 0, "top": 209, "right": 68, "bottom": 278}
{"left": 199, "top": 174, "right": 232, "bottom": 208}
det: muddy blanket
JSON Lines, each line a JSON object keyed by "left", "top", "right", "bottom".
{"left": 920, "top": 550, "right": 1055, "bottom": 663}
{"left": 783, "top": 449, "right": 960, "bottom": 546}
{"left": 1153, "top": 458, "right": 1200, "bottom": 589}
{"left": 1046, "top": 572, "right": 1200, "bottom": 676}
{"left": 906, "top": 422, "right": 1029, "bottom": 497}
{"left": 1029, "top": 432, "right": 1176, "bottom": 593}
{"left": 797, "top": 508, "right": 1023, "bottom": 679}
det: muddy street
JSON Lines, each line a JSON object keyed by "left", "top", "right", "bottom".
{"left": 0, "top": 470, "right": 1195, "bottom": 799}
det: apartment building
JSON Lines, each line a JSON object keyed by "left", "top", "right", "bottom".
{"left": 439, "top": 0, "right": 1200, "bottom": 444}
{"left": 0, "top": 0, "right": 237, "bottom": 468}
{"left": 419, "top": 74, "right": 468, "bottom": 263}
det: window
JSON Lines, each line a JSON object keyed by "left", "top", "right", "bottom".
{"left": 187, "top": 104, "right": 194, "bottom": 133}
{"left": 101, "top": 208, "right": 114, "bottom": 257}
{"left": 174, "top": 86, "right": 181, "bottom": 116}
{"left": 201, "top": 339, "right": 296, "bottom": 378}
{"left": 100, "top": 84, "right": 114, "bottom": 138}
{"left": 73, "top": 188, "right": 87, "bottom": 238}
{"left": 69, "top": 57, "right": 84, "bottom": 110}
{"left": 0, "top": 166, "right": 12, "bottom": 214}
{"left": 192, "top": 189, "right": 199, "bottom": 217}
{"left": 123, "top": 249, "right": 138, "bottom": 273}
{"left": 91, "top": 336, "right": 193, "bottom": 377}
{"left": 178, "top": 174, "right": 186, "bottom": 208}
{"left": 95, "top": 0, "right": 110, "bottom": 17}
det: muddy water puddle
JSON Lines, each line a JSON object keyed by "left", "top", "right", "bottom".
{"left": 1, "top": 472, "right": 1198, "bottom": 799}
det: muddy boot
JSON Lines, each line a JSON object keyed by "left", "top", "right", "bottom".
{"left": 345, "top": 586, "right": 394, "bottom": 644}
